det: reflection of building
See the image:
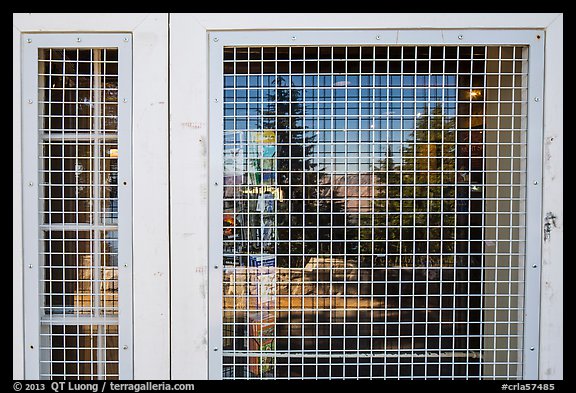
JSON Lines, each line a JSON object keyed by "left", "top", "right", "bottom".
{"left": 324, "top": 173, "right": 374, "bottom": 213}
{"left": 73, "top": 255, "right": 118, "bottom": 315}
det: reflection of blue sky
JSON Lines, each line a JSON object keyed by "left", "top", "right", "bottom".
{"left": 104, "top": 230, "right": 118, "bottom": 266}
{"left": 224, "top": 73, "right": 457, "bottom": 174}
{"left": 224, "top": 74, "right": 456, "bottom": 91}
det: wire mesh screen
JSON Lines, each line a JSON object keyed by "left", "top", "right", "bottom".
{"left": 220, "top": 45, "right": 527, "bottom": 379}
{"left": 38, "top": 47, "right": 120, "bottom": 379}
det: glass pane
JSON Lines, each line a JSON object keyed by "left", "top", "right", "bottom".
{"left": 40, "top": 324, "right": 119, "bottom": 380}
{"left": 41, "top": 230, "right": 118, "bottom": 317}
{"left": 42, "top": 141, "right": 93, "bottom": 224}
{"left": 221, "top": 45, "right": 527, "bottom": 380}
{"left": 38, "top": 47, "right": 122, "bottom": 380}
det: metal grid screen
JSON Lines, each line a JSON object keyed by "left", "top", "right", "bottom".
{"left": 36, "top": 45, "right": 124, "bottom": 379}
{"left": 218, "top": 43, "right": 528, "bottom": 379}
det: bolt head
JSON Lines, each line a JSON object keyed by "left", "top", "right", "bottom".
{"left": 458, "top": 34, "right": 464, "bottom": 40}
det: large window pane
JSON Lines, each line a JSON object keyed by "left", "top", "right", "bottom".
{"left": 221, "top": 45, "right": 527, "bottom": 380}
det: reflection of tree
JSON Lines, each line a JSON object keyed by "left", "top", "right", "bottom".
{"left": 250, "top": 76, "right": 465, "bottom": 270}
{"left": 363, "top": 104, "right": 456, "bottom": 267}
{"left": 263, "top": 76, "right": 345, "bottom": 267}
{"left": 262, "top": 79, "right": 461, "bottom": 269}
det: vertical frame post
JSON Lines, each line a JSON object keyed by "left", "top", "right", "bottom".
{"left": 522, "top": 31, "right": 545, "bottom": 379}
{"left": 208, "top": 31, "right": 225, "bottom": 380}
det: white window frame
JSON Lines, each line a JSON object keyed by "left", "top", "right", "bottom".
{"left": 13, "top": 12, "right": 562, "bottom": 381}
{"left": 14, "top": 14, "right": 170, "bottom": 380}
{"left": 206, "top": 28, "right": 544, "bottom": 380}
{"left": 169, "top": 14, "right": 561, "bottom": 380}
{"left": 21, "top": 32, "right": 133, "bottom": 380}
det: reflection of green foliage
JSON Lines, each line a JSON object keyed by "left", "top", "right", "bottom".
{"left": 243, "top": 75, "right": 462, "bottom": 269}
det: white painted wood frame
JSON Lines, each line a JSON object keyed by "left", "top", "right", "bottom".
{"left": 13, "top": 13, "right": 171, "bottom": 380}
{"left": 13, "top": 12, "right": 562, "bottom": 380}
{"left": 169, "top": 13, "right": 562, "bottom": 380}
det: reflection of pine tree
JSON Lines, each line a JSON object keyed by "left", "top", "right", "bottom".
{"left": 366, "top": 104, "right": 456, "bottom": 267}
{"left": 265, "top": 76, "right": 345, "bottom": 267}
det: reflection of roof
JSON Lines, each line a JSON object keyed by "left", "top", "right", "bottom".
{"left": 223, "top": 172, "right": 377, "bottom": 212}
{"left": 320, "top": 173, "right": 375, "bottom": 212}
